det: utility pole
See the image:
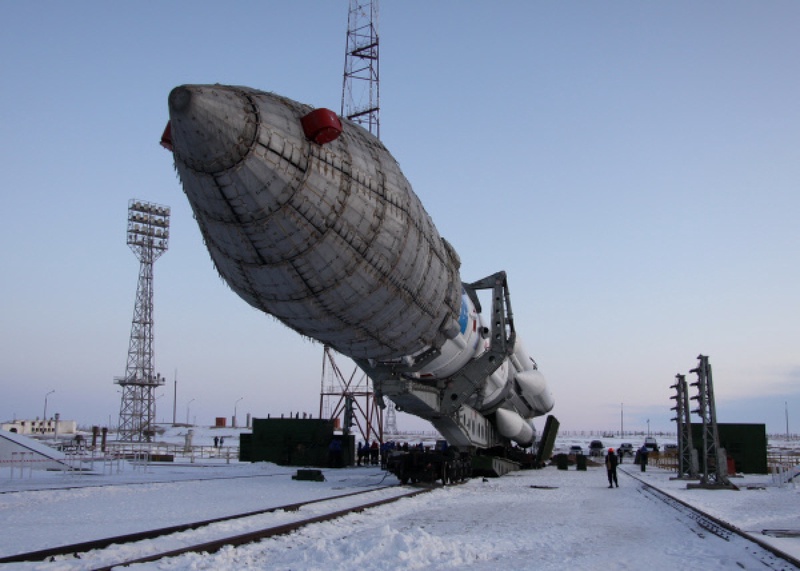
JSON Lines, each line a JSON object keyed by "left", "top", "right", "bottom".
{"left": 670, "top": 374, "right": 697, "bottom": 479}
{"left": 688, "top": 355, "right": 734, "bottom": 489}
{"left": 786, "top": 401, "right": 790, "bottom": 440}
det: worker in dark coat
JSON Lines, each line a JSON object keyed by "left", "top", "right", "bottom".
{"left": 370, "top": 440, "right": 379, "bottom": 465}
{"left": 605, "top": 447, "right": 619, "bottom": 488}
{"left": 328, "top": 438, "right": 343, "bottom": 468}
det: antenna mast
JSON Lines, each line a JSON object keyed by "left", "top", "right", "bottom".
{"left": 341, "top": 0, "right": 380, "bottom": 138}
{"left": 319, "top": 0, "right": 385, "bottom": 444}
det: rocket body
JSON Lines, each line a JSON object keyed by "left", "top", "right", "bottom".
{"left": 168, "top": 85, "right": 460, "bottom": 361}
{"left": 167, "top": 85, "right": 553, "bottom": 449}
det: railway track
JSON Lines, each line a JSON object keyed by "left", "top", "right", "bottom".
{"left": 0, "top": 485, "right": 432, "bottom": 570}
{"left": 5, "top": 469, "right": 797, "bottom": 570}
{"left": 0, "top": 468, "right": 301, "bottom": 495}
{"left": 624, "top": 468, "right": 800, "bottom": 570}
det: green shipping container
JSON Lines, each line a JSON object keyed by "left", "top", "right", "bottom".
{"left": 241, "top": 418, "right": 354, "bottom": 468}
{"left": 689, "top": 423, "right": 767, "bottom": 474}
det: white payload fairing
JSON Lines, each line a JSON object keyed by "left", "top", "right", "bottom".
{"left": 163, "top": 84, "right": 553, "bottom": 450}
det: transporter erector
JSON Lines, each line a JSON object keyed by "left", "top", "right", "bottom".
{"left": 163, "top": 84, "right": 554, "bottom": 458}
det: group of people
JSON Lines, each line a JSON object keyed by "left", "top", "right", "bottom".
{"left": 356, "top": 440, "right": 412, "bottom": 468}
{"left": 356, "top": 440, "right": 381, "bottom": 467}
{"left": 326, "top": 439, "right": 428, "bottom": 469}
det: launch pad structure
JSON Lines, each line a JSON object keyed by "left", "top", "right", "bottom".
{"left": 319, "top": 346, "right": 383, "bottom": 445}
{"left": 318, "top": 0, "right": 383, "bottom": 442}
{"left": 114, "top": 199, "right": 170, "bottom": 442}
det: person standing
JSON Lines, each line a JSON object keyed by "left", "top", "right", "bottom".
{"left": 606, "top": 447, "right": 619, "bottom": 488}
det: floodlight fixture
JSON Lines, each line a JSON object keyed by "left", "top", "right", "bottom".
{"left": 127, "top": 199, "right": 170, "bottom": 260}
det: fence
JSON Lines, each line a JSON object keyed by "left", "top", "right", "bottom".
{"left": 105, "top": 442, "right": 238, "bottom": 464}
{"left": 648, "top": 451, "right": 800, "bottom": 486}
{"left": 3, "top": 442, "right": 241, "bottom": 481}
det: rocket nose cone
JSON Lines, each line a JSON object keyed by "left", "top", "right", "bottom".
{"left": 167, "top": 85, "right": 258, "bottom": 174}
{"left": 168, "top": 86, "right": 193, "bottom": 113}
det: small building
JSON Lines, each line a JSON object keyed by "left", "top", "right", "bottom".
{"left": 1, "top": 418, "right": 77, "bottom": 436}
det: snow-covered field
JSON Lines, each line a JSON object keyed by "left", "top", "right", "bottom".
{"left": 1, "top": 429, "right": 798, "bottom": 570}
{"left": 1, "top": 461, "right": 799, "bottom": 569}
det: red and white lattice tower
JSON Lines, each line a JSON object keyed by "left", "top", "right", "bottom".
{"left": 341, "top": 0, "right": 380, "bottom": 138}
{"left": 319, "top": 0, "right": 384, "bottom": 442}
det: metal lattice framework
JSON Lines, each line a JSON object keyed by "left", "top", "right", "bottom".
{"left": 115, "top": 199, "right": 170, "bottom": 441}
{"left": 319, "top": 346, "right": 383, "bottom": 444}
{"left": 670, "top": 373, "right": 697, "bottom": 479}
{"left": 384, "top": 399, "right": 398, "bottom": 436}
{"left": 688, "top": 355, "right": 732, "bottom": 488}
{"left": 341, "top": 0, "right": 380, "bottom": 137}
{"left": 320, "top": 0, "right": 383, "bottom": 443}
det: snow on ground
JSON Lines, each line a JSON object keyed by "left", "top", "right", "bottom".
{"left": 2, "top": 459, "right": 799, "bottom": 571}
{"left": 0, "top": 462, "right": 393, "bottom": 556}
{"left": 2, "top": 429, "right": 798, "bottom": 570}
{"left": 124, "top": 467, "right": 800, "bottom": 571}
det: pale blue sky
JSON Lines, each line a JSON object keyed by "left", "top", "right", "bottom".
{"left": 1, "top": 2, "right": 798, "bottom": 435}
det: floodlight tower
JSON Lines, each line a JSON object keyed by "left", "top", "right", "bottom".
{"left": 115, "top": 199, "right": 170, "bottom": 441}
{"left": 341, "top": 0, "right": 380, "bottom": 137}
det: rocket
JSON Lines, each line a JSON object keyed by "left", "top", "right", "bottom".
{"left": 163, "top": 84, "right": 553, "bottom": 449}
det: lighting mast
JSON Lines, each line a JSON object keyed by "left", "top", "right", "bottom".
{"left": 114, "top": 199, "right": 170, "bottom": 441}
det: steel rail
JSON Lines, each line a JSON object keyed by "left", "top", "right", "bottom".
{"left": 0, "top": 470, "right": 299, "bottom": 495}
{"left": 623, "top": 468, "right": 800, "bottom": 570}
{"left": 0, "top": 484, "right": 419, "bottom": 565}
{"left": 87, "top": 486, "right": 432, "bottom": 571}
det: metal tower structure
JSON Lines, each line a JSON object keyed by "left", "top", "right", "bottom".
{"left": 319, "top": 0, "right": 384, "bottom": 443}
{"left": 384, "top": 399, "right": 398, "bottom": 436}
{"left": 341, "top": 0, "right": 380, "bottom": 137}
{"left": 115, "top": 199, "right": 170, "bottom": 441}
{"left": 319, "top": 346, "right": 383, "bottom": 444}
{"left": 670, "top": 373, "right": 697, "bottom": 479}
{"left": 688, "top": 355, "right": 733, "bottom": 488}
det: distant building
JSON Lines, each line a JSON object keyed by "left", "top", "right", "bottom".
{"left": 1, "top": 418, "right": 77, "bottom": 436}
